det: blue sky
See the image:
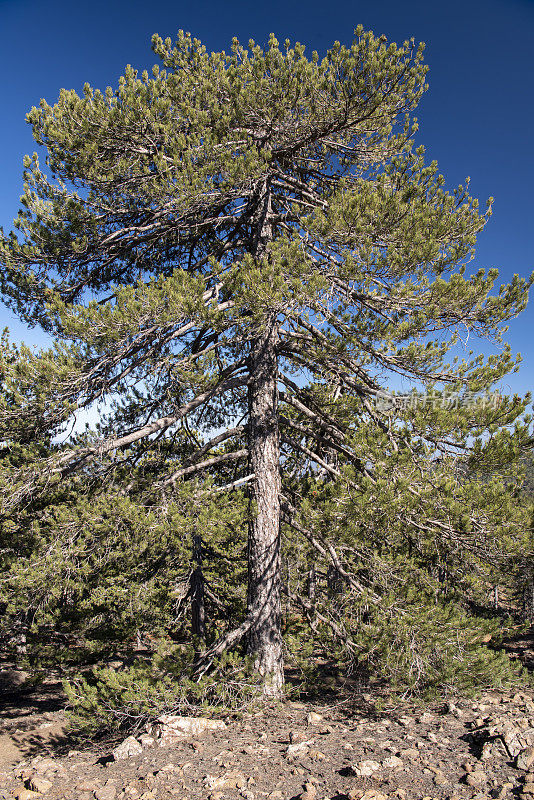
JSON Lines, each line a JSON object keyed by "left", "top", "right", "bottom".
{"left": 0, "top": 0, "right": 532, "bottom": 397}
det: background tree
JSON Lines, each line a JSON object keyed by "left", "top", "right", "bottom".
{"left": 1, "top": 29, "right": 532, "bottom": 697}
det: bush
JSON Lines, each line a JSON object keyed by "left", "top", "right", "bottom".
{"left": 63, "top": 644, "right": 263, "bottom": 735}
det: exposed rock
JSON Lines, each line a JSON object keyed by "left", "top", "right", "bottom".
{"left": 205, "top": 771, "right": 247, "bottom": 791}
{"left": 419, "top": 712, "right": 435, "bottom": 724}
{"left": 138, "top": 734, "right": 155, "bottom": 748}
{"left": 286, "top": 740, "right": 315, "bottom": 757}
{"left": 94, "top": 786, "right": 117, "bottom": 800}
{"left": 353, "top": 759, "right": 381, "bottom": 777}
{"left": 31, "top": 758, "right": 59, "bottom": 775}
{"left": 15, "top": 791, "right": 41, "bottom": 800}
{"left": 112, "top": 736, "right": 143, "bottom": 761}
{"left": 382, "top": 756, "right": 403, "bottom": 769}
{"left": 149, "top": 715, "right": 226, "bottom": 745}
{"left": 0, "top": 669, "right": 29, "bottom": 691}
{"left": 306, "top": 712, "right": 323, "bottom": 725}
{"left": 299, "top": 781, "right": 317, "bottom": 800}
{"left": 77, "top": 780, "right": 101, "bottom": 792}
{"left": 518, "top": 748, "right": 534, "bottom": 771}
{"left": 466, "top": 770, "right": 488, "bottom": 787}
{"left": 26, "top": 776, "right": 53, "bottom": 793}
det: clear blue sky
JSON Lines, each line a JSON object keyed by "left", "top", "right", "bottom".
{"left": 0, "top": 0, "right": 532, "bottom": 397}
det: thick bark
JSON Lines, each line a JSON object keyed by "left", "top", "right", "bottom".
{"left": 246, "top": 314, "right": 284, "bottom": 696}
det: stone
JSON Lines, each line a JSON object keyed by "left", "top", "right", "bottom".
{"left": 399, "top": 748, "right": 419, "bottom": 759}
{"left": 353, "top": 759, "right": 381, "bottom": 778}
{"left": 26, "top": 777, "right": 53, "bottom": 793}
{"left": 94, "top": 787, "right": 117, "bottom": 800}
{"left": 112, "top": 736, "right": 143, "bottom": 761}
{"left": 360, "top": 792, "right": 388, "bottom": 800}
{"left": 300, "top": 782, "right": 317, "bottom": 800}
{"left": 382, "top": 756, "right": 403, "bottom": 769}
{"left": 77, "top": 781, "right": 100, "bottom": 792}
{"left": 149, "top": 715, "right": 226, "bottom": 745}
{"left": 31, "top": 759, "right": 59, "bottom": 774}
{"left": 138, "top": 735, "right": 155, "bottom": 748}
{"left": 466, "top": 770, "right": 487, "bottom": 787}
{"left": 419, "top": 712, "right": 435, "bottom": 723}
{"left": 522, "top": 784, "right": 534, "bottom": 796}
{"left": 289, "top": 730, "right": 307, "bottom": 743}
{"left": 286, "top": 740, "right": 315, "bottom": 757}
{"left": 15, "top": 792, "right": 41, "bottom": 800}
{"left": 518, "top": 748, "right": 534, "bottom": 771}
{"left": 0, "top": 669, "right": 29, "bottom": 691}
{"left": 306, "top": 712, "right": 323, "bottom": 725}
{"left": 205, "top": 772, "right": 247, "bottom": 791}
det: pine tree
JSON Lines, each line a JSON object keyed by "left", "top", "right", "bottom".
{"left": 1, "top": 29, "right": 532, "bottom": 696}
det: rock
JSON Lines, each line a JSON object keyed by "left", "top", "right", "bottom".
{"left": 518, "top": 748, "right": 534, "bottom": 771}
{"left": 112, "top": 736, "right": 143, "bottom": 761}
{"left": 0, "top": 669, "right": 29, "bottom": 691}
{"left": 286, "top": 740, "right": 315, "bottom": 757}
{"left": 94, "top": 787, "right": 117, "bottom": 800}
{"left": 149, "top": 715, "right": 226, "bottom": 745}
{"left": 32, "top": 759, "right": 59, "bottom": 775}
{"left": 26, "top": 777, "right": 53, "bottom": 794}
{"left": 466, "top": 770, "right": 488, "bottom": 787}
{"left": 289, "top": 730, "right": 307, "bottom": 743}
{"left": 522, "top": 784, "right": 534, "bottom": 796}
{"left": 15, "top": 792, "right": 41, "bottom": 800}
{"left": 205, "top": 772, "right": 247, "bottom": 791}
{"left": 359, "top": 792, "right": 388, "bottom": 800}
{"left": 306, "top": 712, "right": 323, "bottom": 725}
{"left": 77, "top": 781, "right": 101, "bottom": 792}
{"left": 419, "top": 712, "right": 435, "bottom": 723}
{"left": 138, "top": 734, "right": 155, "bottom": 748}
{"left": 267, "top": 793, "right": 284, "bottom": 800}
{"left": 382, "top": 756, "right": 403, "bottom": 769}
{"left": 481, "top": 741, "right": 494, "bottom": 760}
{"left": 299, "top": 782, "right": 317, "bottom": 800}
{"left": 353, "top": 759, "right": 381, "bottom": 777}
{"left": 399, "top": 748, "right": 419, "bottom": 759}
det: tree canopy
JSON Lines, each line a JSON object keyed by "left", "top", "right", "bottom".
{"left": 1, "top": 28, "right": 532, "bottom": 699}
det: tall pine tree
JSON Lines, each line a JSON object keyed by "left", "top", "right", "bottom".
{"left": 1, "top": 29, "right": 531, "bottom": 695}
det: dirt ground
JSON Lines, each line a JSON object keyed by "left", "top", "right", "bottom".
{"left": 1, "top": 631, "right": 534, "bottom": 800}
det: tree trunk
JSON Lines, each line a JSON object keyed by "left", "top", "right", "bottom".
{"left": 246, "top": 314, "right": 284, "bottom": 697}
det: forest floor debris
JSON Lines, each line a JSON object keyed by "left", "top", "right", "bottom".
{"left": 1, "top": 629, "right": 534, "bottom": 800}
{"left": 2, "top": 685, "right": 534, "bottom": 800}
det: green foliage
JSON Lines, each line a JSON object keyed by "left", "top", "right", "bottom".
{"left": 0, "top": 24, "right": 532, "bottom": 714}
{"left": 64, "top": 647, "right": 262, "bottom": 735}
{"left": 351, "top": 596, "right": 524, "bottom": 699}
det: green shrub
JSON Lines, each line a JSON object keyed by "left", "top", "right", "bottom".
{"left": 63, "top": 644, "right": 263, "bottom": 735}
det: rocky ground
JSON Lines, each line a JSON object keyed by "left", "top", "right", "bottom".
{"left": 2, "top": 628, "right": 534, "bottom": 800}
{"left": 3, "top": 686, "right": 534, "bottom": 800}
